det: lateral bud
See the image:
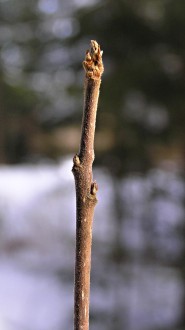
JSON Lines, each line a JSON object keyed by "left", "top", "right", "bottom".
{"left": 73, "top": 154, "right": 81, "bottom": 166}
{"left": 90, "top": 181, "right": 98, "bottom": 195}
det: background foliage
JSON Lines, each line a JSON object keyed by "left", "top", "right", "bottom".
{"left": 0, "top": 0, "right": 184, "bottom": 170}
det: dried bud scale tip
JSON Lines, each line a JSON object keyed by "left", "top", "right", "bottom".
{"left": 90, "top": 40, "right": 99, "bottom": 55}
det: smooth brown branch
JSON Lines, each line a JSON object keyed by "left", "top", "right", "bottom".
{"left": 72, "top": 40, "right": 104, "bottom": 330}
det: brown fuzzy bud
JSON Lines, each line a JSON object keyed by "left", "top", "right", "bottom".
{"left": 73, "top": 154, "right": 81, "bottom": 166}
{"left": 91, "top": 181, "right": 98, "bottom": 195}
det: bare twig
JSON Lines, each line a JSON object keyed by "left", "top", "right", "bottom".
{"left": 72, "top": 40, "right": 104, "bottom": 330}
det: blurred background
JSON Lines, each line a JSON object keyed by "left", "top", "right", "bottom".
{"left": 0, "top": 0, "right": 184, "bottom": 329}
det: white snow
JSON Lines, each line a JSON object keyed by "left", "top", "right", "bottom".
{"left": 0, "top": 160, "right": 183, "bottom": 330}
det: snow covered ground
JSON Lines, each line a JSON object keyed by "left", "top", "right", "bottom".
{"left": 0, "top": 158, "right": 184, "bottom": 330}
{"left": 0, "top": 158, "right": 76, "bottom": 330}
{"left": 0, "top": 157, "right": 115, "bottom": 330}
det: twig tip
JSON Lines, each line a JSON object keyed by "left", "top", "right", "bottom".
{"left": 83, "top": 40, "right": 104, "bottom": 79}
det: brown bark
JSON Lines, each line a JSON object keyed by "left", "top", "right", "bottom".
{"left": 72, "top": 40, "right": 104, "bottom": 330}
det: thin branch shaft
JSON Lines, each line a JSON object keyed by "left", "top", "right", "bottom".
{"left": 72, "top": 40, "right": 103, "bottom": 330}
{"left": 80, "top": 79, "right": 101, "bottom": 163}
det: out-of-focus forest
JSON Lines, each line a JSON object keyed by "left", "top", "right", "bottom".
{"left": 0, "top": 0, "right": 184, "bottom": 330}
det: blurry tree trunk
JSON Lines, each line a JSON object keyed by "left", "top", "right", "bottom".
{"left": 111, "top": 178, "right": 128, "bottom": 330}
{"left": 72, "top": 41, "right": 104, "bottom": 330}
{"left": 0, "top": 77, "right": 7, "bottom": 163}
{"left": 179, "top": 155, "right": 185, "bottom": 329}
